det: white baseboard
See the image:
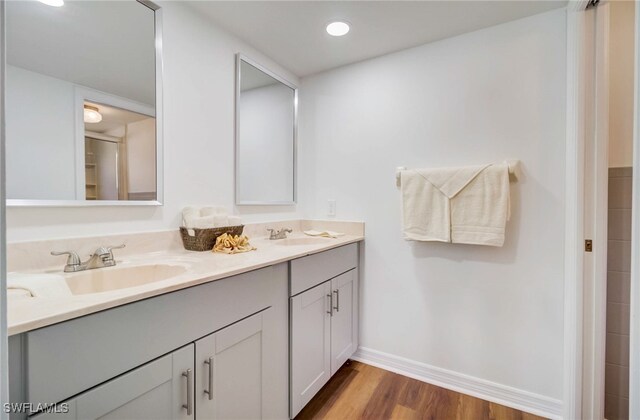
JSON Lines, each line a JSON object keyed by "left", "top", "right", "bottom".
{"left": 351, "top": 347, "right": 563, "bottom": 420}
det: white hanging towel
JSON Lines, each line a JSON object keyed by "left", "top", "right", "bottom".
{"left": 401, "top": 163, "right": 510, "bottom": 246}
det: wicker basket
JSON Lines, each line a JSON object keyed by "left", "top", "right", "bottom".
{"left": 179, "top": 225, "right": 244, "bottom": 252}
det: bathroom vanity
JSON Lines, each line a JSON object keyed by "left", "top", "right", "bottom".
{"left": 7, "top": 222, "right": 363, "bottom": 420}
{"left": 4, "top": 1, "right": 361, "bottom": 418}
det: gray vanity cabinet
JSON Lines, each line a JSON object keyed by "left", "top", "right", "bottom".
{"left": 12, "top": 264, "right": 289, "bottom": 420}
{"left": 195, "top": 308, "right": 271, "bottom": 419}
{"left": 31, "top": 344, "right": 194, "bottom": 420}
{"left": 289, "top": 244, "right": 359, "bottom": 418}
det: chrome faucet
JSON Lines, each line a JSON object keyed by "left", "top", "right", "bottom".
{"left": 51, "top": 244, "right": 126, "bottom": 273}
{"left": 267, "top": 228, "right": 292, "bottom": 240}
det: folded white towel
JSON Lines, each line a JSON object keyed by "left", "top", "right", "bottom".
{"left": 304, "top": 230, "right": 345, "bottom": 238}
{"left": 191, "top": 216, "right": 215, "bottom": 229}
{"left": 182, "top": 206, "right": 239, "bottom": 229}
{"left": 212, "top": 215, "right": 229, "bottom": 227}
{"left": 401, "top": 163, "right": 510, "bottom": 246}
{"left": 8, "top": 273, "right": 72, "bottom": 298}
{"left": 201, "top": 206, "right": 228, "bottom": 217}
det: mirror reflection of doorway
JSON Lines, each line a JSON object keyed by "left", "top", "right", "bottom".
{"left": 83, "top": 101, "right": 156, "bottom": 201}
{"left": 85, "top": 136, "right": 121, "bottom": 200}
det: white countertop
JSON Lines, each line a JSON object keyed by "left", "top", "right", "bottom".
{"left": 7, "top": 221, "right": 364, "bottom": 335}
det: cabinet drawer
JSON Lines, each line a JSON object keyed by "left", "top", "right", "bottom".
{"left": 290, "top": 243, "right": 357, "bottom": 296}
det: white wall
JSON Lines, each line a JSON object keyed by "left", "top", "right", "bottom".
{"left": 6, "top": 65, "right": 76, "bottom": 200}
{"left": 238, "top": 84, "right": 294, "bottom": 203}
{"left": 6, "top": 2, "right": 301, "bottom": 242}
{"left": 608, "top": 0, "right": 635, "bottom": 168}
{"left": 126, "top": 118, "right": 156, "bottom": 195}
{"left": 299, "top": 9, "right": 566, "bottom": 400}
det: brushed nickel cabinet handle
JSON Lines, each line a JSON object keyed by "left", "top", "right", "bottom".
{"left": 327, "top": 293, "right": 333, "bottom": 316}
{"left": 204, "top": 357, "right": 214, "bottom": 400}
{"left": 182, "top": 369, "right": 193, "bottom": 415}
{"left": 333, "top": 289, "right": 340, "bottom": 312}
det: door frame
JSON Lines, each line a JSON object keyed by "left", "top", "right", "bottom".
{"left": 564, "top": 1, "right": 611, "bottom": 419}
{"left": 565, "top": 2, "right": 590, "bottom": 419}
{"left": 568, "top": 1, "right": 640, "bottom": 419}
{"left": 583, "top": 4, "right": 610, "bottom": 419}
{"left": 629, "top": 4, "right": 640, "bottom": 418}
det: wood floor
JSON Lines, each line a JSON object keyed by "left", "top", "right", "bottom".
{"left": 295, "top": 361, "right": 546, "bottom": 420}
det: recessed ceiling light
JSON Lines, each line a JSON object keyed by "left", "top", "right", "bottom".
{"left": 39, "top": 0, "right": 64, "bottom": 6}
{"left": 326, "top": 21, "right": 350, "bottom": 37}
{"left": 84, "top": 105, "right": 102, "bottom": 124}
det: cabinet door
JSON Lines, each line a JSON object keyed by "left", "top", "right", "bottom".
{"left": 31, "top": 344, "right": 194, "bottom": 420}
{"left": 195, "top": 308, "right": 270, "bottom": 420}
{"left": 330, "top": 269, "right": 358, "bottom": 375}
{"left": 290, "top": 281, "right": 332, "bottom": 417}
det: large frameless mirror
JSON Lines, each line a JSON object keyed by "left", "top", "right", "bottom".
{"left": 235, "top": 54, "right": 297, "bottom": 205}
{"left": 5, "top": 0, "right": 163, "bottom": 206}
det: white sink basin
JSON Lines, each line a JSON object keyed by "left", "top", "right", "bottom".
{"left": 274, "top": 237, "right": 333, "bottom": 246}
{"left": 65, "top": 264, "right": 188, "bottom": 295}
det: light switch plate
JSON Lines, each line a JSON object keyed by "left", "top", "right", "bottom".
{"left": 328, "top": 199, "right": 336, "bottom": 217}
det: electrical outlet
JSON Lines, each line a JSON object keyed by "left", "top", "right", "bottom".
{"left": 328, "top": 199, "right": 336, "bottom": 217}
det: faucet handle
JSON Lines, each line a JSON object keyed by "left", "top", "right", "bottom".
{"left": 95, "top": 244, "right": 125, "bottom": 254}
{"left": 106, "top": 244, "right": 126, "bottom": 252}
{"left": 102, "top": 244, "right": 126, "bottom": 261}
{"left": 51, "top": 250, "right": 81, "bottom": 267}
{"left": 92, "top": 244, "right": 125, "bottom": 264}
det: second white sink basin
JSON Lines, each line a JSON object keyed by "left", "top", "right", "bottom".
{"left": 65, "top": 264, "right": 188, "bottom": 295}
{"left": 274, "top": 237, "right": 333, "bottom": 246}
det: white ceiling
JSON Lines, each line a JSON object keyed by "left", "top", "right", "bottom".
{"left": 7, "top": 1, "right": 155, "bottom": 105}
{"left": 189, "top": 0, "right": 568, "bottom": 77}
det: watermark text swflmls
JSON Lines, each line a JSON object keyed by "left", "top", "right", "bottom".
{"left": 3, "top": 402, "right": 70, "bottom": 414}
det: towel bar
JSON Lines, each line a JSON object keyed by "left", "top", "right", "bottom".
{"left": 395, "top": 160, "right": 520, "bottom": 188}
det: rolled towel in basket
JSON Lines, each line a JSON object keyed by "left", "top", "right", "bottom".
{"left": 182, "top": 206, "right": 200, "bottom": 228}
{"left": 201, "top": 206, "right": 228, "bottom": 217}
{"left": 189, "top": 216, "right": 237, "bottom": 229}
{"left": 182, "top": 206, "right": 241, "bottom": 230}
{"left": 191, "top": 216, "right": 215, "bottom": 229}
{"left": 212, "top": 215, "right": 229, "bottom": 227}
